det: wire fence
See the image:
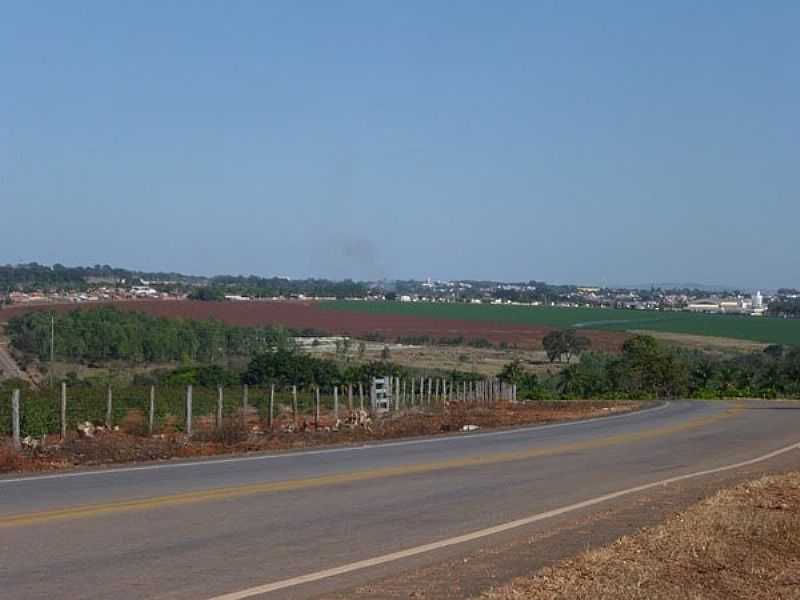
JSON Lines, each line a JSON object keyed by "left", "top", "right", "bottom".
{"left": 2, "top": 378, "right": 517, "bottom": 447}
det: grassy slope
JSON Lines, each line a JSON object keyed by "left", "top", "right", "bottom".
{"left": 322, "top": 301, "right": 800, "bottom": 346}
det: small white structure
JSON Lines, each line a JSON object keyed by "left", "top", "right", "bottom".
{"left": 753, "top": 290, "right": 763, "bottom": 309}
{"left": 131, "top": 286, "right": 159, "bottom": 298}
{"left": 370, "top": 377, "right": 392, "bottom": 413}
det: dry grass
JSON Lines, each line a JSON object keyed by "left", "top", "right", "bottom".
{"left": 314, "top": 344, "right": 569, "bottom": 378}
{"left": 630, "top": 330, "right": 768, "bottom": 354}
{"left": 483, "top": 472, "right": 800, "bottom": 600}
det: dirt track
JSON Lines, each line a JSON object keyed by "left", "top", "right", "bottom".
{"left": 0, "top": 300, "right": 628, "bottom": 351}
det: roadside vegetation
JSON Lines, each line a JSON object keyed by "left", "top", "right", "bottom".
{"left": 0, "top": 398, "right": 639, "bottom": 474}
{"left": 5, "top": 308, "right": 800, "bottom": 403}
{"left": 504, "top": 335, "right": 800, "bottom": 401}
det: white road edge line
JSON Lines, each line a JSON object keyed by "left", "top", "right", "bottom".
{"left": 205, "top": 439, "right": 800, "bottom": 600}
{"left": 0, "top": 401, "right": 673, "bottom": 485}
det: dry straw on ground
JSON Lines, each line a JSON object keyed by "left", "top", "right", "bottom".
{"left": 484, "top": 472, "right": 800, "bottom": 600}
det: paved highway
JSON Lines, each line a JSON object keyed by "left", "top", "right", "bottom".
{"left": 2, "top": 400, "right": 800, "bottom": 599}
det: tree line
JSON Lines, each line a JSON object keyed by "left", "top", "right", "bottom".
{"left": 501, "top": 334, "right": 800, "bottom": 400}
{"left": 0, "top": 262, "right": 370, "bottom": 299}
{"left": 7, "top": 308, "right": 294, "bottom": 364}
{"left": 768, "top": 299, "right": 800, "bottom": 319}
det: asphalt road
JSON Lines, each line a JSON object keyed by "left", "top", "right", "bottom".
{"left": 2, "top": 400, "right": 800, "bottom": 600}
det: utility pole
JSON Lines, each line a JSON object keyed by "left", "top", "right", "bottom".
{"left": 50, "top": 314, "right": 55, "bottom": 387}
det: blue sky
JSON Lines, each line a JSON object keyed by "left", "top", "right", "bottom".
{"left": 1, "top": 2, "right": 797, "bottom": 287}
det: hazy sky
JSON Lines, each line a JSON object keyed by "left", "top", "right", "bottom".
{"left": 1, "top": 2, "right": 797, "bottom": 287}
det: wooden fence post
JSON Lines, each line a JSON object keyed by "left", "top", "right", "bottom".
{"left": 11, "top": 389, "right": 21, "bottom": 451}
{"left": 269, "top": 384, "right": 275, "bottom": 430}
{"left": 106, "top": 385, "right": 113, "bottom": 429}
{"left": 61, "top": 382, "right": 67, "bottom": 440}
{"left": 148, "top": 385, "right": 155, "bottom": 436}
{"left": 292, "top": 385, "right": 298, "bottom": 424}
{"left": 186, "top": 385, "right": 193, "bottom": 437}
{"left": 217, "top": 385, "right": 224, "bottom": 431}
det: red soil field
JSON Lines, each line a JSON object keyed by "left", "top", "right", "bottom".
{"left": 0, "top": 300, "right": 628, "bottom": 351}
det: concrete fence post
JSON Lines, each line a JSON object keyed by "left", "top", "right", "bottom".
{"left": 396, "top": 380, "right": 402, "bottom": 411}
{"left": 148, "top": 385, "right": 155, "bottom": 436}
{"left": 348, "top": 384, "right": 353, "bottom": 411}
{"left": 359, "top": 383, "right": 365, "bottom": 411}
{"left": 106, "top": 385, "right": 113, "bottom": 429}
{"left": 292, "top": 385, "right": 298, "bottom": 424}
{"left": 186, "top": 385, "right": 193, "bottom": 437}
{"left": 242, "top": 384, "right": 249, "bottom": 428}
{"left": 410, "top": 378, "right": 415, "bottom": 406}
{"left": 334, "top": 385, "right": 339, "bottom": 421}
{"left": 217, "top": 385, "right": 224, "bottom": 431}
{"left": 11, "top": 389, "right": 21, "bottom": 451}
{"left": 60, "top": 382, "right": 67, "bottom": 440}
{"left": 269, "top": 384, "right": 275, "bottom": 430}
{"left": 314, "top": 386, "right": 321, "bottom": 429}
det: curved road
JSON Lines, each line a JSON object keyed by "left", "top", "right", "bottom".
{"left": 2, "top": 400, "right": 800, "bottom": 599}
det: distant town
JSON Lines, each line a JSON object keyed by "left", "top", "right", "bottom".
{"left": 2, "top": 263, "right": 799, "bottom": 319}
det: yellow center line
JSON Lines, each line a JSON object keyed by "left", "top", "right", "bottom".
{"left": 0, "top": 405, "right": 741, "bottom": 529}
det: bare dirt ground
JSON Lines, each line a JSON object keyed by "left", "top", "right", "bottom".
{"left": 0, "top": 401, "right": 640, "bottom": 474}
{"left": 483, "top": 472, "right": 800, "bottom": 600}
{"left": 0, "top": 300, "right": 629, "bottom": 352}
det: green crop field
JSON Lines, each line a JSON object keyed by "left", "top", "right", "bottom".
{"left": 321, "top": 301, "right": 800, "bottom": 346}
